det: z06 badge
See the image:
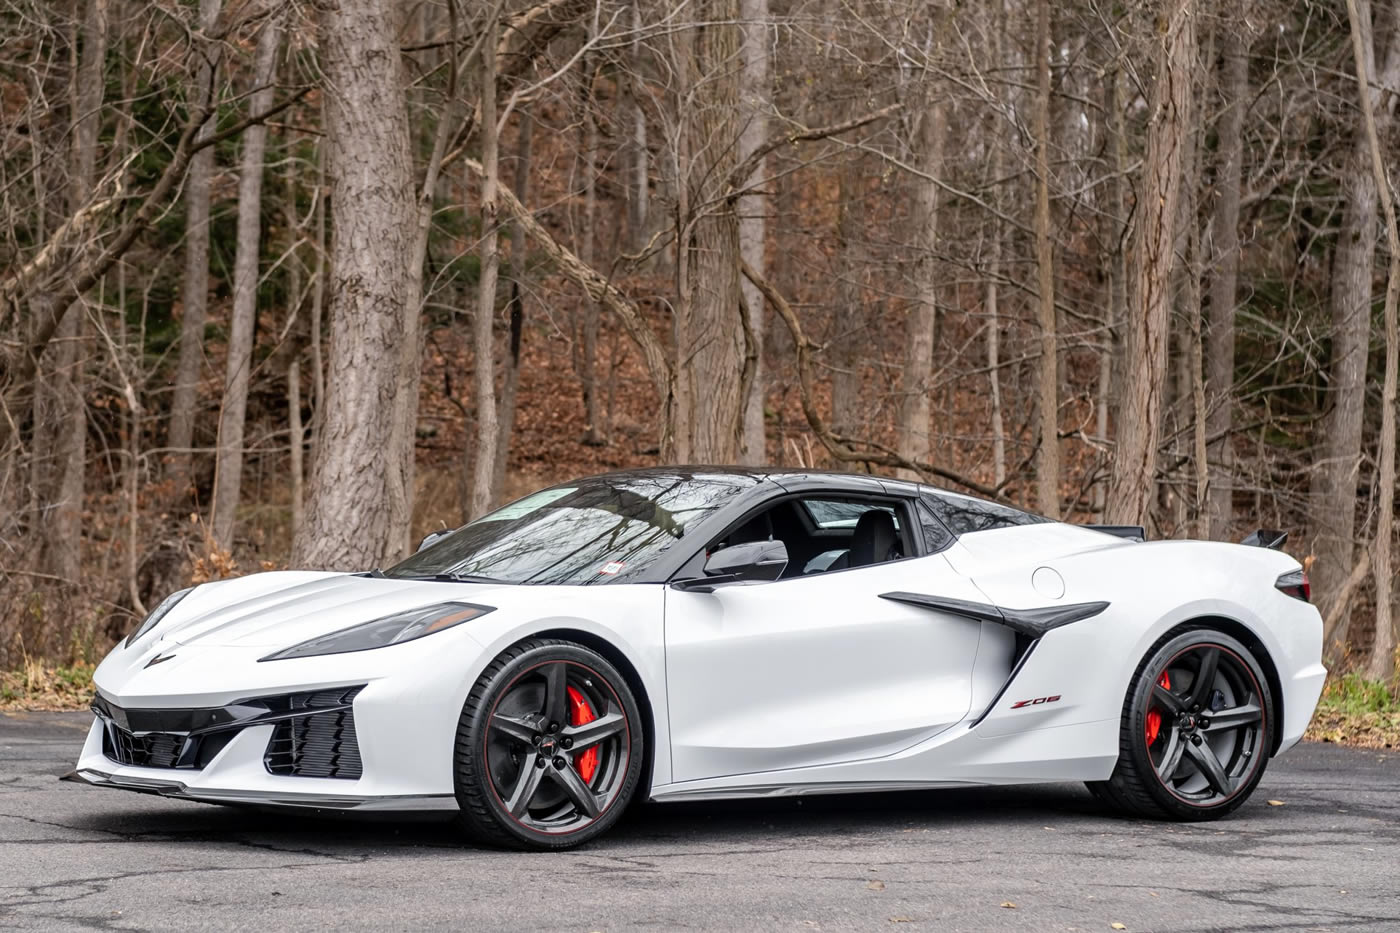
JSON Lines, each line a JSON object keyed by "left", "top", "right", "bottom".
{"left": 1010, "top": 695, "right": 1061, "bottom": 709}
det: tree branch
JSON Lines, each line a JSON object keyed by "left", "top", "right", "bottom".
{"left": 723, "top": 101, "right": 901, "bottom": 205}
{"left": 0, "top": 86, "right": 311, "bottom": 450}
{"left": 740, "top": 258, "right": 1005, "bottom": 500}
{"left": 462, "top": 155, "right": 673, "bottom": 407}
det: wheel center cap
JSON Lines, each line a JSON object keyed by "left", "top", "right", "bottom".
{"left": 540, "top": 736, "right": 557, "bottom": 753}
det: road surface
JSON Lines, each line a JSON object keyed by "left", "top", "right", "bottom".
{"left": 2, "top": 711, "right": 1396, "bottom": 931}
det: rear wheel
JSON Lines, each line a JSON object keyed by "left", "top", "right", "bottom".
{"left": 1089, "top": 628, "right": 1273, "bottom": 821}
{"left": 454, "top": 639, "right": 644, "bottom": 849}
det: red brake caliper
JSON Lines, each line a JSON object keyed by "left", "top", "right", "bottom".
{"left": 1145, "top": 670, "right": 1171, "bottom": 746}
{"left": 565, "top": 685, "right": 599, "bottom": 784}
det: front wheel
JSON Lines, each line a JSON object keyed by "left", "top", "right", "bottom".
{"left": 1089, "top": 628, "right": 1274, "bottom": 821}
{"left": 454, "top": 639, "right": 644, "bottom": 849}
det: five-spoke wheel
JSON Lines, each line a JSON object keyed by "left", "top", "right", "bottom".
{"left": 455, "top": 639, "right": 643, "bottom": 849}
{"left": 1090, "top": 628, "right": 1274, "bottom": 821}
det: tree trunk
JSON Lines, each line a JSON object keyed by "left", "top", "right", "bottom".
{"left": 1203, "top": 25, "right": 1248, "bottom": 539}
{"left": 737, "top": 0, "right": 769, "bottom": 466}
{"left": 167, "top": 0, "right": 221, "bottom": 494}
{"left": 986, "top": 2, "right": 1008, "bottom": 491}
{"left": 831, "top": 161, "right": 866, "bottom": 441}
{"left": 678, "top": 1, "right": 745, "bottom": 461}
{"left": 624, "top": 0, "right": 648, "bottom": 253}
{"left": 1106, "top": 0, "right": 1197, "bottom": 526}
{"left": 493, "top": 115, "right": 534, "bottom": 495}
{"left": 468, "top": 9, "right": 501, "bottom": 520}
{"left": 288, "top": 355, "right": 304, "bottom": 542}
{"left": 1311, "top": 3, "right": 1400, "bottom": 618}
{"left": 1344, "top": 0, "right": 1400, "bottom": 681}
{"left": 898, "top": 92, "right": 944, "bottom": 479}
{"left": 986, "top": 229, "right": 1007, "bottom": 489}
{"left": 575, "top": 75, "right": 604, "bottom": 447}
{"left": 1095, "top": 64, "right": 1128, "bottom": 516}
{"left": 1032, "top": 0, "right": 1060, "bottom": 518}
{"left": 293, "top": 0, "right": 417, "bottom": 570}
{"left": 41, "top": 0, "right": 107, "bottom": 581}
{"left": 210, "top": 21, "right": 280, "bottom": 552}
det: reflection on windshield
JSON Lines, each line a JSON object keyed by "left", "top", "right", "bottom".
{"left": 386, "top": 473, "right": 756, "bottom": 585}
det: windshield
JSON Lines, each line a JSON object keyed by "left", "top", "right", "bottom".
{"left": 386, "top": 473, "right": 756, "bottom": 585}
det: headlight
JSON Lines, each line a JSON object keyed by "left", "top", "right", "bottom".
{"left": 125, "top": 588, "right": 194, "bottom": 648}
{"left": 259, "top": 601, "right": 494, "bottom": 661}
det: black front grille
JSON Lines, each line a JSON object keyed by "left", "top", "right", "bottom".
{"left": 103, "top": 726, "right": 185, "bottom": 768}
{"left": 92, "top": 685, "right": 365, "bottom": 776}
{"left": 263, "top": 687, "right": 364, "bottom": 779}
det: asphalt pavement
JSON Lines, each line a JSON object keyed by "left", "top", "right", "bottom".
{"left": 1, "top": 711, "right": 1396, "bottom": 932}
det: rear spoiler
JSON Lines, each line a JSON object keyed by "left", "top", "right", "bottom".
{"left": 1086, "top": 524, "right": 1145, "bottom": 542}
{"left": 1241, "top": 529, "right": 1287, "bottom": 550}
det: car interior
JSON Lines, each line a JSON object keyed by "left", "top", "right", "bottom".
{"left": 706, "top": 497, "right": 914, "bottom": 578}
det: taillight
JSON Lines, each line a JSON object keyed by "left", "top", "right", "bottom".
{"left": 1275, "top": 569, "right": 1310, "bottom": 602}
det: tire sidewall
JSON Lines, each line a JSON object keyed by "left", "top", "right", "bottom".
{"left": 457, "top": 641, "right": 645, "bottom": 849}
{"left": 1126, "top": 628, "right": 1274, "bottom": 819}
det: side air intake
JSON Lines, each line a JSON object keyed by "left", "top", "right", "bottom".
{"left": 263, "top": 686, "right": 365, "bottom": 779}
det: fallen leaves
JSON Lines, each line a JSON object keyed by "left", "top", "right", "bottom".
{"left": 1267, "top": 800, "right": 1285, "bottom": 806}
{"left": 867, "top": 880, "right": 886, "bottom": 891}
{"left": 1305, "top": 706, "right": 1400, "bottom": 749}
{"left": 1000, "top": 902, "right": 1017, "bottom": 909}
{"left": 1110, "top": 924, "right": 1127, "bottom": 930}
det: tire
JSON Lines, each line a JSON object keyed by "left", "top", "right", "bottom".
{"left": 1088, "top": 627, "right": 1274, "bottom": 821}
{"left": 454, "top": 638, "right": 645, "bottom": 849}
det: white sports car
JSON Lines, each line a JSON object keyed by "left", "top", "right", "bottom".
{"left": 69, "top": 468, "right": 1327, "bottom": 849}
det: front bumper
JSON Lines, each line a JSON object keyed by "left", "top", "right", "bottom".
{"left": 75, "top": 629, "right": 493, "bottom": 811}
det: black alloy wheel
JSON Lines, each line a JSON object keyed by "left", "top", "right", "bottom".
{"left": 455, "top": 639, "right": 644, "bottom": 849}
{"left": 1089, "top": 628, "right": 1274, "bottom": 821}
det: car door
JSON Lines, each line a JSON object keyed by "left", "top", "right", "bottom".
{"left": 663, "top": 495, "right": 989, "bottom": 785}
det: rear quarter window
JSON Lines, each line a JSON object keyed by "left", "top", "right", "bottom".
{"left": 921, "top": 490, "right": 1050, "bottom": 536}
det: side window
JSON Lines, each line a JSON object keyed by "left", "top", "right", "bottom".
{"left": 682, "top": 495, "right": 917, "bottom": 582}
{"left": 796, "top": 497, "right": 911, "bottom": 575}
{"left": 917, "top": 501, "right": 955, "bottom": 553}
{"left": 800, "top": 499, "right": 901, "bottom": 531}
{"left": 921, "top": 490, "right": 1049, "bottom": 535}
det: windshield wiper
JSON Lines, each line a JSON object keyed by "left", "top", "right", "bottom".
{"left": 398, "top": 572, "right": 505, "bottom": 584}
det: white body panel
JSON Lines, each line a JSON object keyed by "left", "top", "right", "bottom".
{"left": 664, "top": 555, "right": 991, "bottom": 782}
{"left": 76, "top": 495, "right": 1326, "bottom": 815}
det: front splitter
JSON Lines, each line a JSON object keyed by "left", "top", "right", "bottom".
{"left": 62, "top": 768, "right": 459, "bottom": 813}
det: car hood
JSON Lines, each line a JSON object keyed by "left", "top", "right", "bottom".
{"left": 155, "top": 571, "right": 561, "bottom": 649}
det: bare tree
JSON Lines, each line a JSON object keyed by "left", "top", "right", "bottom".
{"left": 210, "top": 19, "right": 281, "bottom": 552}
{"left": 167, "top": 0, "right": 223, "bottom": 494}
{"left": 33, "top": 0, "right": 108, "bottom": 582}
{"left": 897, "top": 84, "right": 944, "bottom": 478}
{"left": 1342, "top": 0, "right": 1400, "bottom": 681}
{"left": 1203, "top": 21, "right": 1250, "bottom": 538}
{"left": 737, "top": 0, "right": 770, "bottom": 466}
{"left": 1032, "top": 0, "right": 1060, "bottom": 518}
{"left": 1310, "top": 4, "right": 1400, "bottom": 616}
{"left": 1107, "top": 0, "right": 1197, "bottom": 526}
{"left": 469, "top": 8, "right": 503, "bottom": 520}
{"left": 293, "top": 0, "right": 417, "bottom": 569}
{"left": 673, "top": 0, "right": 746, "bottom": 462}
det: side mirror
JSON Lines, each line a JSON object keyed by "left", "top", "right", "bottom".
{"left": 675, "top": 540, "right": 788, "bottom": 592}
{"left": 417, "top": 529, "right": 454, "bottom": 553}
